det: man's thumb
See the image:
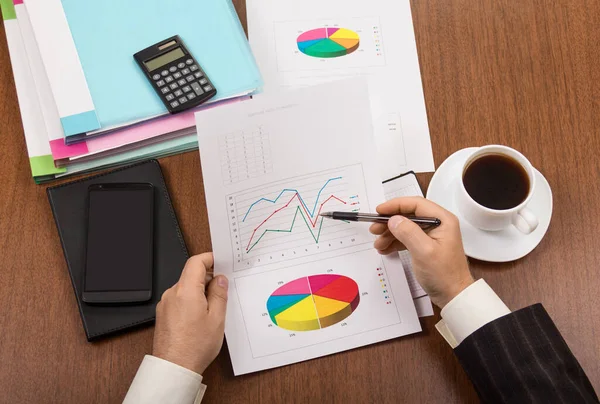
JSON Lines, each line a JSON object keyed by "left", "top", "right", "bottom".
{"left": 387, "top": 216, "right": 432, "bottom": 254}
{"left": 207, "top": 275, "right": 229, "bottom": 321}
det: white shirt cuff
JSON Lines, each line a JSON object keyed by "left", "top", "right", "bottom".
{"left": 435, "top": 279, "right": 510, "bottom": 348}
{"left": 123, "top": 355, "right": 207, "bottom": 404}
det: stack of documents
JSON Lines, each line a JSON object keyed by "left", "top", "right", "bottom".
{"left": 1, "top": 0, "right": 262, "bottom": 183}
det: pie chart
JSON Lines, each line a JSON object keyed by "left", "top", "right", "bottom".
{"left": 296, "top": 28, "right": 360, "bottom": 58}
{"left": 266, "top": 274, "right": 360, "bottom": 331}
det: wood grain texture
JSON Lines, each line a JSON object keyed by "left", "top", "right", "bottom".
{"left": 0, "top": 0, "right": 598, "bottom": 402}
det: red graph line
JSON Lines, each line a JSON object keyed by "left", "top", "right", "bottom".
{"left": 245, "top": 192, "right": 346, "bottom": 250}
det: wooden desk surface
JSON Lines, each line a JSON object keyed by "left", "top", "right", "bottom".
{"left": 1, "top": 0, "right": 599, "bottom": 402}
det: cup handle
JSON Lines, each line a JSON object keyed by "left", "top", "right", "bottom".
{"left": 512, "top": 207, "right": 539, "bottom": 234}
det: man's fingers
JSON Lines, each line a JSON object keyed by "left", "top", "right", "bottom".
{"left": 207, "top": 275, "right": 229, "bottom": 323}
{"left": 376, "top": 237, "right": 407, "bottom": 253}
{"left": 376, "top": 240, "right": 406, "bottom": 255}
{"left": 376, "top": 197, "right": 454, "bottom": 221}
{"left": 387, "top": 215, "right": 434, "bottom": 254}
{"left": 369, "top": 222, "right": 387, "bottom": 235}
{"left": 194, "top": 252, "right": 214, "bottom": 271}
{"left": 373, "top": 231, "right": 396, "bottom": 251}
{"left": 179, "top": 253, "right": 214, "bottom": 292}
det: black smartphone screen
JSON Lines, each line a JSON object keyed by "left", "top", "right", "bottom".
{"left": 84, "top": 184, "right": 154, "bottom": 301}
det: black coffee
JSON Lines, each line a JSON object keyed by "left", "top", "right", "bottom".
{"left": 462, "top": 154, "right": 530, "bottom": 210}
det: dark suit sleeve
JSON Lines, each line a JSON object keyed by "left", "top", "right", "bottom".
{"left": 454, "top": 304, "right": 598, "bottom": 404}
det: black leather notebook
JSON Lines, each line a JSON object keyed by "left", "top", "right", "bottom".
{"left": 47, "top": 160, "right": 189, "bottom": 341}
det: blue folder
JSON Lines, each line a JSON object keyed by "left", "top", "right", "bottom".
{"left": 61, "top": 0, "right": 262, "bottom": 129}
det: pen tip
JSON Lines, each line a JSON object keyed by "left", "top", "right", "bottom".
{"left": 320, "top": 212, "right": 332, "bottom": 217}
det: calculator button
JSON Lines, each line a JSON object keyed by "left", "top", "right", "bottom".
{"left": 156, "top": 80, "right": 166, "bottom": 87}
{"left": 181, "top": 68, "right": 190, "bottom": 75}
{"left": 177, "top": 62, "right": 185, "bottom": 69}
{"left": 194, "top": 72, "right": 202, "bottom": 79}
{"left": 182, "top": 85, "right": 191, "bottom": 93}
{"left": 173, "top": 72, "right": 182, "bottom": 79}
{"left": 187, "top": 93, "right": 196, "bottom": 100}
{"left": 177, "top": 79, "right": 187, "bottom": 86}
{"left": 169, "top": 66, "right": 177, "bottom": 73}
{"left": 165, "top": 76, "right": 174, "bottom": 83}
{"left": 161, "top": 87, "right": 170, "bottom": 94}
{"left": 170, "top": 101, "right": 179, "bottom": 108}
{"left": 203, "top": 85, "right": 213, "bottom": 92}
{"left": 165, "top": 94, "right": 175, "bottom": 101}
{"left": 186, "top": 58, "right": 193, "bottom": 65}
{"left": 174, "top": 89, "right": 183, "bottom": 97}
{"left": 152, "top": 74, "right": 161, "bottom": 80}
{"left": 185, "top": 75, "right": 194, "bottom": 82}
{"left": 191, "top": 82, "right": 204, "bottom": 96}
{"left": 190, "top": 65, "right": 198, "bottom": 72}
{"left": 161, "top": 70, "right": 169, "bottom": 76}
{"left": 199, "top": 78, "right": 208, "bottom": 85}
{"left": 169, "top": 83, "right": 178, "bottom": 90}
{"left": 179, "top": 97, "right": 188, "bottom": 104}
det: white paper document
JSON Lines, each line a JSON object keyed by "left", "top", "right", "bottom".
{"left": 383, "top": 173, "right": 434, "bottom": 317}
{"left": 247, "top": 0, "right": 435, "bottom": 177}
{"left": 196, "top": 80, "right": 421, "bottom": 375}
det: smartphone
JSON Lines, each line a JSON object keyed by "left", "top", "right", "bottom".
{"left": 83, "top": 183, "right": 154, "bottom": 304}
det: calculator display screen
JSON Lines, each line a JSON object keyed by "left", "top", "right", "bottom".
{"left": 144, "top": 47, "right": 185, "bottom": 71}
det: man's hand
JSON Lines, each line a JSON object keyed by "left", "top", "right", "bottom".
{"left": 369, "top": 197, "right": 473, "bottom": 308}
{"left": 153, "top": 253, "right": 228, "bottom": 375}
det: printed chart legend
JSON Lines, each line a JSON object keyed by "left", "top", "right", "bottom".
{"left": 377, "top": 266, "right": 393, "bottom": 305}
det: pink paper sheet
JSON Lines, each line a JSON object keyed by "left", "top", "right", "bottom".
{"left": 50, "top": 97, "right": 249, "bottom": 160}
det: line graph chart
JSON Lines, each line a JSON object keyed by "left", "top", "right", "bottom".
{"left": 228, "top": 165, "right": 372, "bottom": 270}
{"left": 241, "top": 176, "right": 342, "bottom": 222}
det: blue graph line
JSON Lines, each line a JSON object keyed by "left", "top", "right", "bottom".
{"left": 241, "top": 177, "right": 342, "bottom": 222}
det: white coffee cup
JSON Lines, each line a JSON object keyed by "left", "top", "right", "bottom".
{"left": 456, "top": 145, "right": 539, "bottom": 234}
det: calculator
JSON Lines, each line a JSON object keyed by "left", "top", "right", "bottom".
{"left": 134, "top": 35, "right": 217, "bottom": 113}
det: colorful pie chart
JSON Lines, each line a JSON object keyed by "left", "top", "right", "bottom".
{"left": 296, "top": 28, "right": 360, "bottom": 58}
{"left": 266, "top": 274, "right": 360, "bottom": 331}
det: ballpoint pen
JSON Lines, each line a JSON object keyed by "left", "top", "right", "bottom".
{"left": 320, "top": 211, "right": 441, "bottom": 229}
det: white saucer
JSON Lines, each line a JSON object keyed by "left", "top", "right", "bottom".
{"left": 426, "top": 148, "right": 553, "bottom": 262}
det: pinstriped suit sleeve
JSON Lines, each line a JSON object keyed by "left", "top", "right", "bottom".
{"left": 454, "top": 304, "right": 599, "bottom": 403}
